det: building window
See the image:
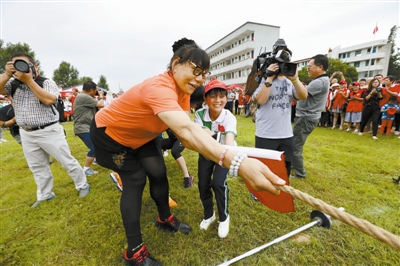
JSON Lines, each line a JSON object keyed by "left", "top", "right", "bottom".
{"left": 251, "top": 33, "right": 254, "bottom": 41}
{"left": 364, "top": 72, "right": 368, "bottom": 77}
{"left": 365, "top": 60, "right": 369, "bottom": 66}
{"left": 354, "top": 62, "right": 360, "bottom": 67}
{"left": 367, "top": 48, "right": 371, "bottom": 54}
{"left": 369, "top": 71, "right": 374, "bottom": 76}
{"left": 355, "top": 50, "right": 361, "bottom": 56}
{"left": 372, "top": 46, "right": 376, "bottom": 53}
{"left": 371, "top": 59, "right": 375, "bottom": 65}
{"left": 251, "top": 50, "right": 254, "bottom": 58}
{"left": 346, "top": 52, "right": 350, "bottom": 58}
{"left": 341, "top": 54, "right": 346, "bottom": 59}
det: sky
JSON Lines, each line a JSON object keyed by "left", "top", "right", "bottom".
{"left": 1, "top": 0, "right": 399, "bottom": 93}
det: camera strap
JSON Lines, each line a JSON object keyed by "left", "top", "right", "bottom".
{"left": 10, "top": 76, "right": 48, "bottom": 98}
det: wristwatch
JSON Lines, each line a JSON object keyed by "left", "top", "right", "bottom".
{"left": 264, "top": 82, "right": 272, "bottom": 87}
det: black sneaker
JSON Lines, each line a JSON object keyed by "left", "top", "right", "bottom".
{"left": 124, "top": 244, "right": 162, "bottom": 266}
{"left": 183, "top": 174, "right": 194, "bottom": 188}
{"left": 155, "top": 214, "right": 192, "bottom": 235}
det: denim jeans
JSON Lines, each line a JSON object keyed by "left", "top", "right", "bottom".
{"left": 292, "top": 117, "right": 319, "bottom": 177}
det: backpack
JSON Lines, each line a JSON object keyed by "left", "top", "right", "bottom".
{"left": 10, "top": 76, "right": 65, "bottom": 123}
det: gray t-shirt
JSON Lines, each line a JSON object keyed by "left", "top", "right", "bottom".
{"left": 296, "top": 74, "right": 329, "bottom": 120}
{"left": 254, "top": 77, "right": 295, "bottom": 139}
{"left": 73, "top": 93, "right": 98, "bottom": 134}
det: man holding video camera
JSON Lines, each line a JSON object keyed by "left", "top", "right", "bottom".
{"left": 290, "top": 54, "right": 330, "bottom": 179}
{"left": 252, "top": 39, "right": 308, "bottom": 177}
{"left": 0, "top": 53, "right": 90, "bottom": 208}
{"left": 73, "top": 81, "right": 104, "bottom": 176}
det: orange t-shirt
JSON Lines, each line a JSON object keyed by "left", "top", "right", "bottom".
{"left": 332, "top": 89, "right": 348, "bottom": 109}
{"left": 95, "top": 71, "right": 190, "bottom": 149}
{"left": 346, "top": 90, "right": 364, "bottom": 112}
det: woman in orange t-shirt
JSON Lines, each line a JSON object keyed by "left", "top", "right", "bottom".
{"left": 90, "top": 38, "right": 286, "bottom": 265}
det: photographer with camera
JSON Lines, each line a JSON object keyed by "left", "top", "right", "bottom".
{"left": 358, "top": 78, "right": 383, "bottom": 140}
{"left": 73, "top": 81, "right": 104, "bottom": 176}
{"left": 0, "top": 53, "right": 90, "bottom": 208}
{"left": 252, "top": 39, "right": 307, "bottom": 177}
{"left": 290, "top": 54, "right": 330, "bottom": 179}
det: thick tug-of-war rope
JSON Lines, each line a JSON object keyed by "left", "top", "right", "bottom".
{"left": 275, "top": 184, "right": 400, "bottom": 251}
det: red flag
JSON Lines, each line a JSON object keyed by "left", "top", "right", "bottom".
{"left": 373, "top": 26, "right": 378, "bottom": 34}
{"left": 225, "top": 145, "right": 295, "bottom": 213}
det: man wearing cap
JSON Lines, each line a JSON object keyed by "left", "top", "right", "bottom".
{"left": 0, "top": 53, "right": 90, "bottom": 208}
{"left": 291, "top": 54, "right": 330, "bottom": 179}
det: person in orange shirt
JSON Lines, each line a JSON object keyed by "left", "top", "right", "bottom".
{"left": 331, "top": 80, "right": 348, "bottom": 129}
{"left": 344, "top": 82, "right": 364, "bottom": 133}
{"left": 90, "top": 38, "right": 286, "bottom": 265}
{"left": 383, "top": 75, "right": 400, "bottom": 134}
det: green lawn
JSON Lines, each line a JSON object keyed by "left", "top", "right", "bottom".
{"left": 0, "top": 117, "right": 399, "bottom": 265}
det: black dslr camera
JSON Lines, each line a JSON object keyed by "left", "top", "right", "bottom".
{"left": 95, "top": 87, "right": 108, "bottom": 96}
{"left": 13, "top": 59, "right": 37, "bottom": 79}
{"left": 255, "top": 39, "right": 297, "bottom": 82}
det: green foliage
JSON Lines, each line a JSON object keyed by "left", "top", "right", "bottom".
{"left": 387, "top": 25, "right": 400, "bottom": 77}
{"left": 298, "top": 58, "right": 358, "bottom": 85}
{"left": 0, "top": 39, "right": 43, "bottom": 75}
{"left": 0, "top": 118, "right": 399, "bottom": 265}
{"left": 53, "top": 61, "right": 80, "bottom": 88}
{"left": 298, "top": 66, "right": 311, "bottom": 84}
{"left": 327, "top": 58, "right": 358, "bottom": 83}
{"left": 97, "top": 75, "right": 109, "bottom": 90}
{"left": 79, "top": 76, "right": 93, "bottom": 84}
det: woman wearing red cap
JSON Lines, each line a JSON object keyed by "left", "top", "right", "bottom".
{"left": 90, "top": 38, "right": 286, "bottom": 265}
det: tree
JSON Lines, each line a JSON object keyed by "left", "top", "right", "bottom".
{"left": 53, "top": 61, "right": 80, "bottom": 88}
{"left": 79, "top": 76, "right": 93, "bottom": 84}
{"left": 297, "top": 58, "right": 358, "bottom": 84}
{"left": 387, "top": 25, "right": 400, "bottom": 77}
{"left": 97, "top": 75, "right": 109, "bottom": 90}
{"left": 0, "top": 40, "right": 43, "bottom": 75}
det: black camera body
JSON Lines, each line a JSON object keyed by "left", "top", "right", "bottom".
{"left": 257, "top": 52, "right": 297, "bottom": 80}
{"left": 376, "top": 87, "right": 382, "bottom": 93}
{"left": 13, "top": 59, "right": 37, "bottom": 79}
{"left": 96, "top": 87, "right": 108, "bottom": 96}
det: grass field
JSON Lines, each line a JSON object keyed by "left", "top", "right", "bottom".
{"left": 0, "top": 116, "right": 399, "bottom": 265}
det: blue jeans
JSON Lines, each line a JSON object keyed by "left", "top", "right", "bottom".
{"left": 292, "top": 117, "right": 319, "bottom": 177}
{"left": 76, "top": 132, "right": 96, "bottom": 157}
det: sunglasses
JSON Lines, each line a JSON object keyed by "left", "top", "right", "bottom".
{"left": 190, "top": 61, "right": 211, "bottom": 78}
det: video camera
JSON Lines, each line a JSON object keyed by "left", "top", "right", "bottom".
{"left": 255, "top": 39, "right": 297, "bottom": 83}
{"left": 95, "top": 87, "right": 108, "bottom": 96}
{"left": 13, "top": 59, "right": 37, "bottom": 79}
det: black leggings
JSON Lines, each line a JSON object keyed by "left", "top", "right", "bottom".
{"left": 90, "top": 120, "right": 171, "bottom": 248}
{"left": 360, "top": 105, "right": 380, "bottom": 136}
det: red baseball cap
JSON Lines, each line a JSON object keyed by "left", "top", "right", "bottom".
{"left": 204, "top": 78, "right": 227, "bottom": 94}
{"left": 339, "top": 80, "right": 347, "bottom": 84}
{"left": 352, "top": 82, "right": 360, "bottom": 86}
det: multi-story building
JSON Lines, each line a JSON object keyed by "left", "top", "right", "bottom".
{"left": 329, "top": 39, "right": 391, "bottom": 79}
{"left": 205, "top": 21, "right": 280, "bottom": 86}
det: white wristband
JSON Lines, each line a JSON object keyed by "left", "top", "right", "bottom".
{"left": 229, "top": 152, "right": 247, "bottom": 177}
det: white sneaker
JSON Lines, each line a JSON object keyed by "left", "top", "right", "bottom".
{"left": 358, "top": 132, "right": 363, "bottom": 136}
{"left": 353, "top": 129, "right": 359, "bottom": 134}
{"left": 200, "top": 212, "right": 216, "bottom": 230}
{"left": 163, "top": 150, "right": 169, "bottom": 157}
{"left": 0, "top": 139, "right": 7, "bottom": 142}
{"left": 218, "top": 215, "right": 230, "bottom": 238}
{"left": 395, "top": 131, "right": 400, "bottom": 135}
{"left": 346, "top": 128, "right": 351, "bottom": 132}
{"left": 372, "top": 136, "right": 378, "bottom": 140}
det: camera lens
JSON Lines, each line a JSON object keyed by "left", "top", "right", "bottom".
{"left": 14, "top": 60, "right": 30, "bottom": 73}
